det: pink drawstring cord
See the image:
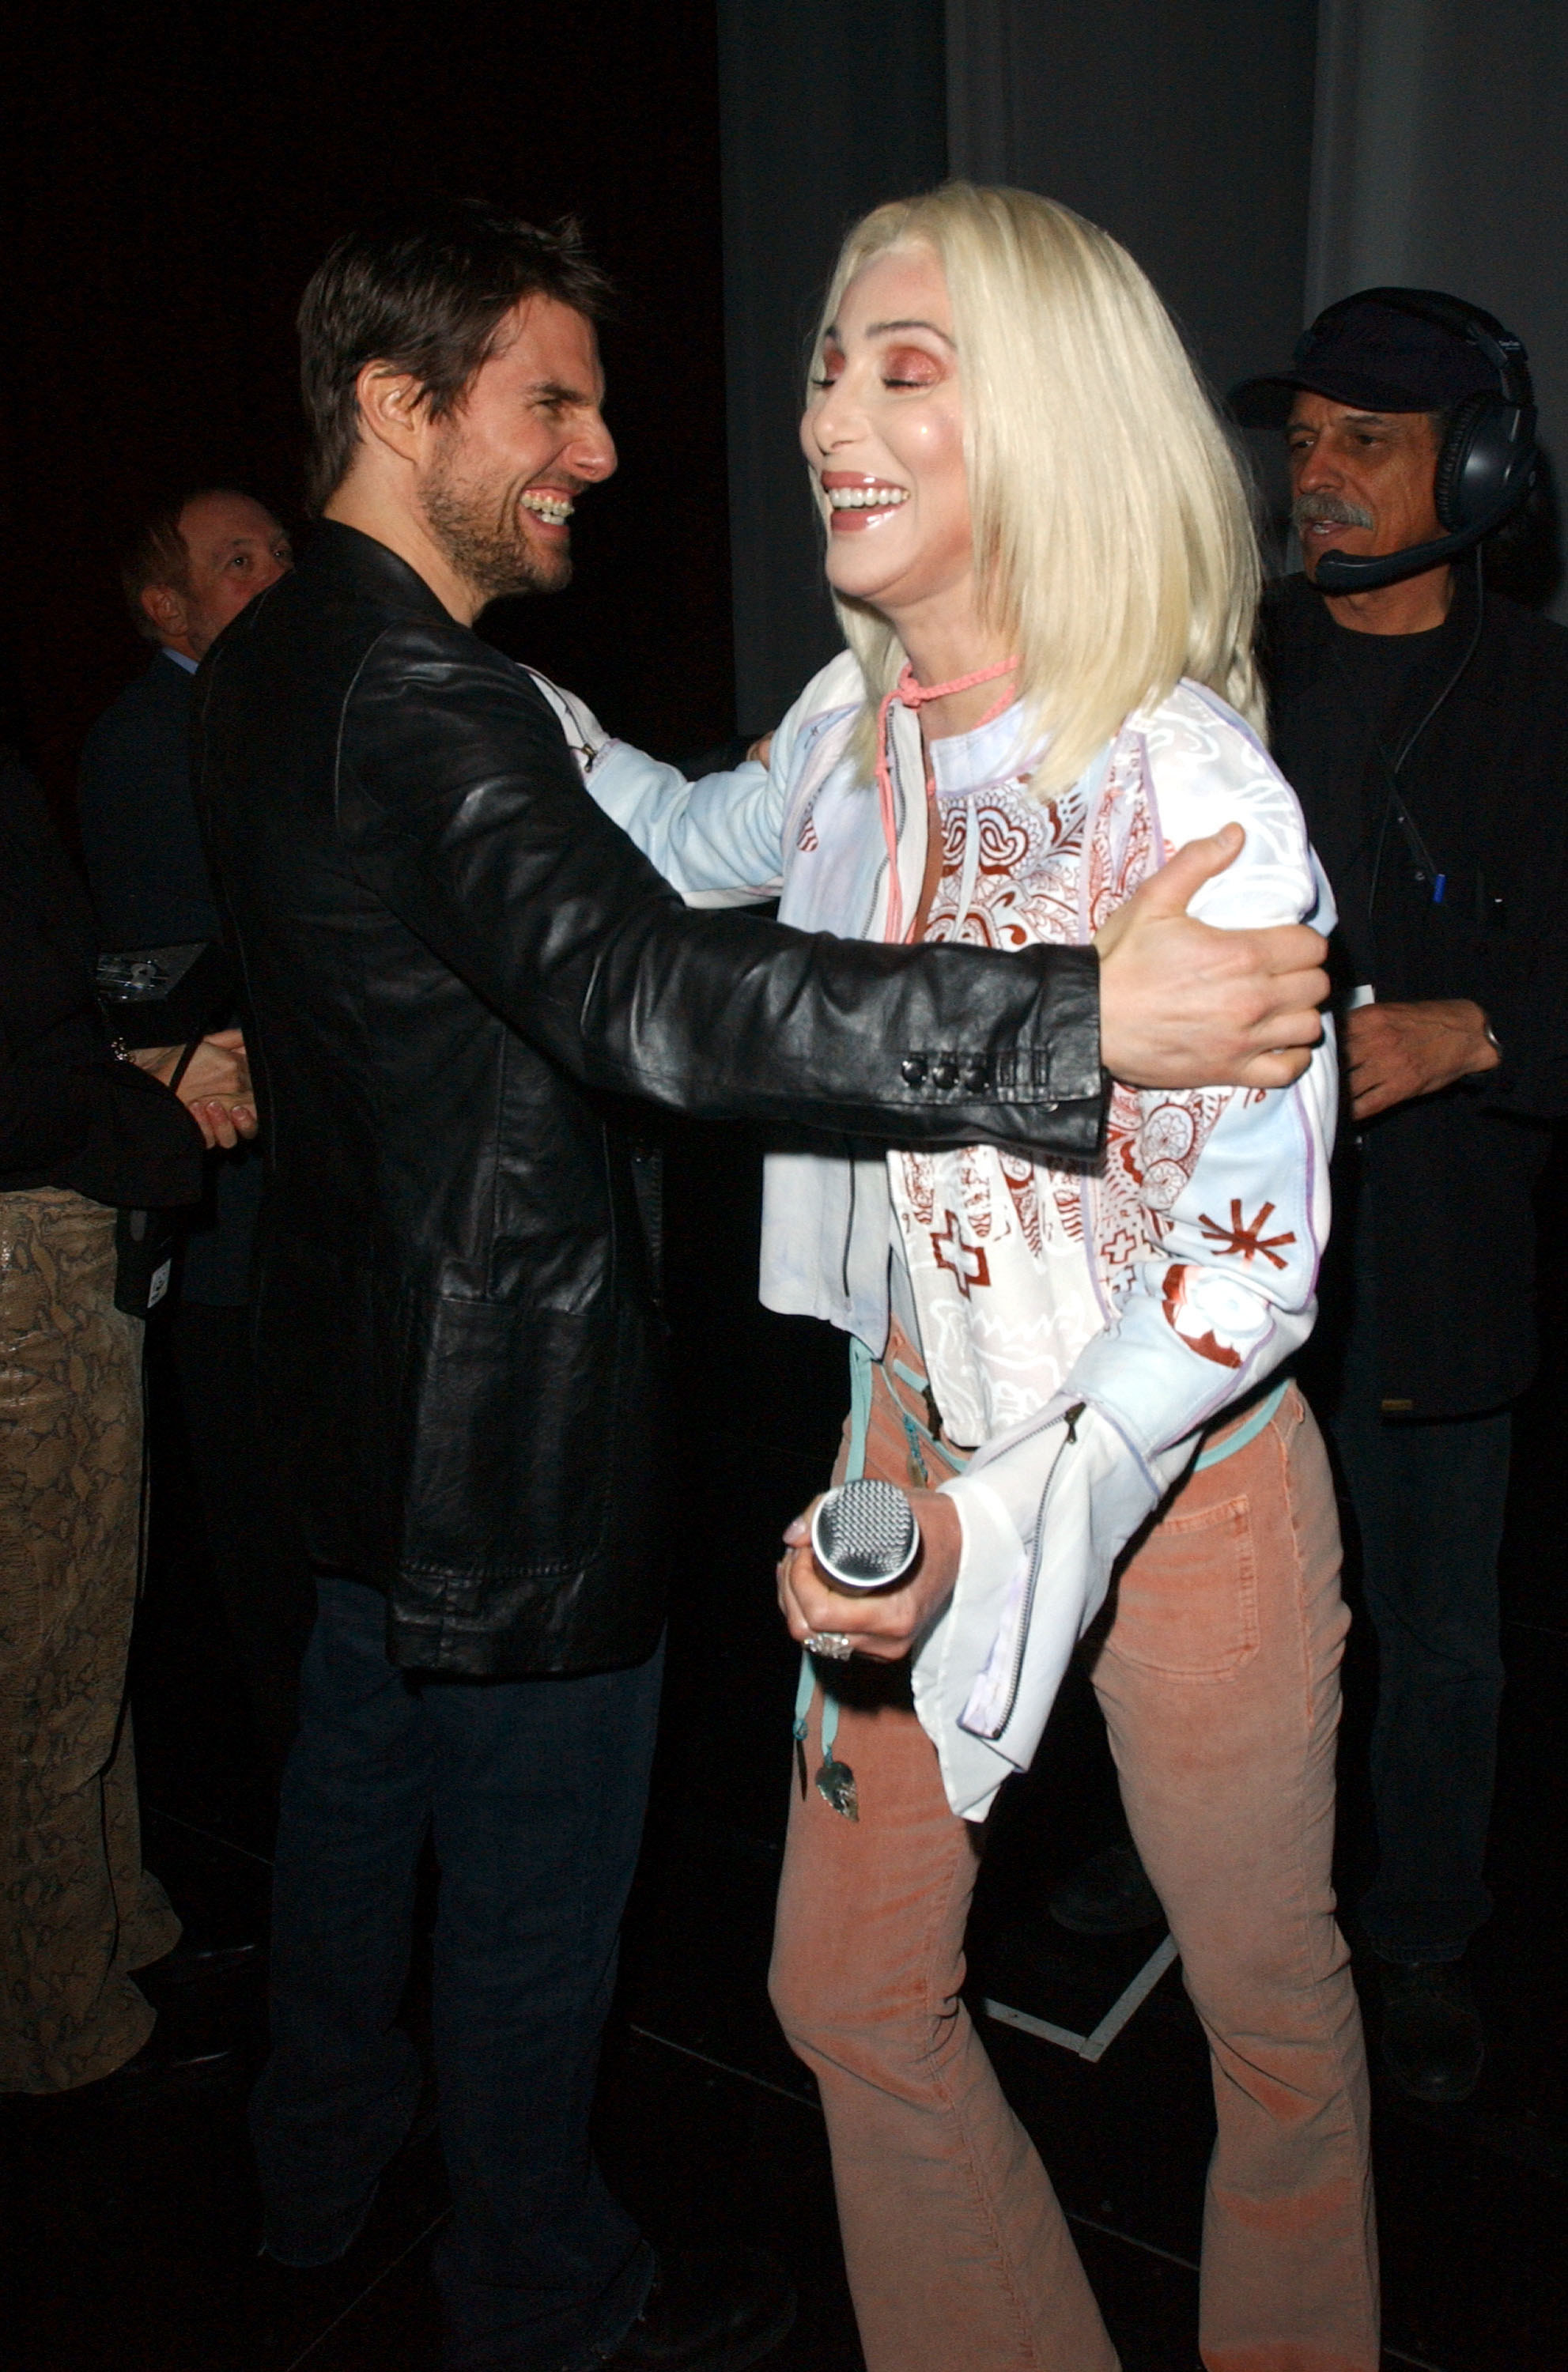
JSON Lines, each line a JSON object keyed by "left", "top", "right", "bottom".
{"left": 874, "top": 656, "right": 1020, "bottom": 942}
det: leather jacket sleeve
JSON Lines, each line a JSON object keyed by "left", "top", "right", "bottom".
{"left": 338, "top": 625, "right": 1104, "bottom": 1154}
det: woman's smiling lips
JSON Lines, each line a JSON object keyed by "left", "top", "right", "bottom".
{"left": 820, "top": 472, "right": 910, "bottom": 533}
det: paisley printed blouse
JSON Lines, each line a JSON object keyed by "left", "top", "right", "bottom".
{"left": 569, "top": 652, "right": 1338, "bottom": 1815}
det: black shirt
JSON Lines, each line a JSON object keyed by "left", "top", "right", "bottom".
{"left": 1261, "top": 570, "right": 1568, "bottom": 1415}
{"left": 0, "top": 752, "right": 202, "bottom": 1207}
{"left": 77, "top": 651, "right": 262, "bottom": 1297}
{"left": 78, "top": 652, "right": 220, "bottom": 947}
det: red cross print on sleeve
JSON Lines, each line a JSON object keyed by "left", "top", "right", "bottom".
{"left": 931, "top": 1211, "right": 992, "bottom": 1298}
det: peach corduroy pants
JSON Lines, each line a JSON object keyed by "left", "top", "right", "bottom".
{"left": 770, "top": 1333, "right": 1378, "bottom": 2372}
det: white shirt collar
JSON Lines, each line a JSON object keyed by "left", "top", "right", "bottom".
{"left": 924, "top": 696, "right": 1042, "bottom": 795}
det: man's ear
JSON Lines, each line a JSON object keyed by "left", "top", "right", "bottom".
{"left": 356, "top": 362, "right": 432, "bottom": 465}
{"left": 142, "top": 582, "right": 188, "bottom": 642}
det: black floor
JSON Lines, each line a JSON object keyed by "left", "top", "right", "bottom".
{"left": 6, "top": 1120, "right": 1566, "bottom": 2370}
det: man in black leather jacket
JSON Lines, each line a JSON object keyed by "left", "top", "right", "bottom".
{"left": 195, "top": 201, "right": 1328, "bottom": 2372}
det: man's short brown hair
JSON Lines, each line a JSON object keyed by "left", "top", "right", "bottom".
{"left": 297, "top": 198, "right": 610, "bottom": 513}
{"left": 120, "top": 487, "right": 252, "bottom": 643}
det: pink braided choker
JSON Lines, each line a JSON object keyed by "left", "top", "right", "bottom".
{"left": 874, "top": 656, "right": 1021, "bottom": 942}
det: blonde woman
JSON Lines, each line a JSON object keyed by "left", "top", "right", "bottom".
{"left": 573, "top": 184, "right": 1373, "bottom": 2371}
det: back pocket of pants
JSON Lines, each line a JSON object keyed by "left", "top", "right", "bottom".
{"left": 1107, "top": 1491, "right": 1259, "bottom": 1678}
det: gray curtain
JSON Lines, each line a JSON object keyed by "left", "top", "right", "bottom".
{"left": 946, "top": 0, "right": 1320, "bottom": 402}
{"left": 1309, "top": 0, "right": 1568, "bottom": 615}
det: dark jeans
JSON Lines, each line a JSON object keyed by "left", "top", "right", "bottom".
{"left": 1326, "top": 1236, "right": 1510, "bottom": 1966}
{"left": 251, "top": 1577, "right": 662, "bottom": 2371}
{"left": 168, "top": 1301, "right": 315, "bottom": 1785}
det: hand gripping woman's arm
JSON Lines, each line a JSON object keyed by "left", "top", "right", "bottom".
{"left": 338, "top": 627, "right": 1104, "bottom": 1151}
{"left": 580, "top": 653, "right": 1328, "bottom": 1093}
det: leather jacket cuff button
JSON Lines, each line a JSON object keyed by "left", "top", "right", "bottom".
{"left": 930, "top": 1057, "right": 959, "bottom": 1090}
{"left": 901, "top": 1054, "right": 929, "bottom": 1087}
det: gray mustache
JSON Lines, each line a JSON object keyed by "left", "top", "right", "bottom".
{"left": 1293, "top": 493, "right": 1375, "bottom": 532}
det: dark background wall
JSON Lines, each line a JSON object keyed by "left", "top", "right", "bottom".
{"left": 12, "top": 6, "right": 1562, "bottom": 806}
{"left": 6, "top": 1, "right": 735, "bottom": 817}
{"left": 716, "top": 0, "right": 948, "bottom": 734}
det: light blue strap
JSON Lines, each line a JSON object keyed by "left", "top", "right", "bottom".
{"left": 798, "top": 1337, "right": 878, "bottom": 1768}
{"left": 846, "top": 1335, "right": 875, "bottom": 1482}
{"left": 887, "top": 1358, "right": 970, "bottom": 1476}
{"left": 1194, "top": 1379, "right": 1288, "bottom": 1471}
{"left": 794, "top": 1639, "right": 842, "bottom": 1762}
{"left": 793, "top": 1646, "right": 817, "bottom": 1741}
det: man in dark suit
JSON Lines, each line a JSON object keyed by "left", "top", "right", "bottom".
{"left": 82, "top": 491, "right": 294, "bottom": 946}
{"left": 78, "top": 489, "right": 313, "bottom": 1789}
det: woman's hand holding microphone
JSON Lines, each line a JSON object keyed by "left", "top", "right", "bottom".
{"left": 777, "top": 1481, "right": 964, "bottom": 1663}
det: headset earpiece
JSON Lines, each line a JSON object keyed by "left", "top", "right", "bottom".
{"left": 1435, "top": 394, "right": 1538, "bottom": 538}
{"left": 1434, "top": 392, "right": 1502, "bottom": 533}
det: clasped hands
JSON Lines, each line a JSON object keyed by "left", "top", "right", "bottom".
{"left": 133, "top": 1029, "right": 259, "bottom": 1149}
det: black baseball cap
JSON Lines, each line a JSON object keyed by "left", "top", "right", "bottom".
{"left": 1231, "top": 289, "right": 1499, "bottom": 425}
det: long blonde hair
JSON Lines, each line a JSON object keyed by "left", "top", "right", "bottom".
{"left": 813, "top": 183, "right": 1264, "bottom": 796}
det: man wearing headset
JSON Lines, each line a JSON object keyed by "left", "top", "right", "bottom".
{"left": 1229, "top": 290, "right": 1568, "bottom": 2103}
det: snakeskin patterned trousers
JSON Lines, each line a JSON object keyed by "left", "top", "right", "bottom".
{"left": 1, "top": 1188, "right": 179, "bottom": 2091}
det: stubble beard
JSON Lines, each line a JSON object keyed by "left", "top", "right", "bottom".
{"left": 420, "top": 454, "right": 572, "bottom": 606}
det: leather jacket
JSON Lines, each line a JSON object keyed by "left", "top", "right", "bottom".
{"left": 192, "top": 521, "right": 1105, "bottom": 1677}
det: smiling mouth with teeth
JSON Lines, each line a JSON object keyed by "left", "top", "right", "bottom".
{"left": 820, "top": 474, "right": 910, "bottom": 535}
{"left": 825, "top": 485, "right": 908, "bottom": 509}
{"left": 520, "top": 489, "right": 575, "bottom": 527}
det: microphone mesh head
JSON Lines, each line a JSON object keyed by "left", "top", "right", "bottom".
{"left": 812, "top": 1479, "right": 920, "bottom": 1590}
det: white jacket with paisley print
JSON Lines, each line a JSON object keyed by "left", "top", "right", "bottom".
{"left": 570, "top": 651, "right": 1338, "bottom": 1819}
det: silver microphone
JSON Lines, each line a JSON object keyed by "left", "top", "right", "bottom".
{"left": 810, "top": 1478, "right": 920, "bottom": 1592}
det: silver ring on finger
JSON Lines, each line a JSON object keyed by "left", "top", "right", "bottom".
{"left": 805, "top": 1630, "right": 854, "bottom": 1661}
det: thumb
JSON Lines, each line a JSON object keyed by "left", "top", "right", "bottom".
{"left": 1135, "top": 822, "right": 1245, "bottom": 918}
{"left": 204, "top": 1027, "right": 245, "bottom": 1050}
